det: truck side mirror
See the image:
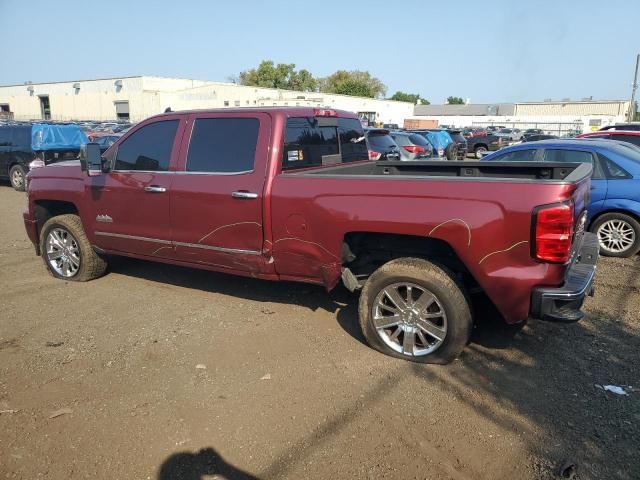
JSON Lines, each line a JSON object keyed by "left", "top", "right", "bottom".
{"left": 80, "top": 143, "right": 103, "bottom": 177}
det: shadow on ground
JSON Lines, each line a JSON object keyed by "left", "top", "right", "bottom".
{"left": 111, "top": 257, "right": 639, "bottom": 480}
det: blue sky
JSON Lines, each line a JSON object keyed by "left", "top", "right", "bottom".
{"left": 1, "top": 0, "right": 638, "bottom": 103}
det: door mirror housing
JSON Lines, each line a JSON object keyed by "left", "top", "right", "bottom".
{"left": 80, "top": 143, "right": 104, "bottom": 176}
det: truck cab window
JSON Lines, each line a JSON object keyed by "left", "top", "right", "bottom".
{"left": 282, "top": 117, "right": 367, "bottom": 170}
{"left": 114, "top": 120, "right": 178, "bottom": 171}
{"left": 186, "top": 118, "right": 259, "bottom": 173}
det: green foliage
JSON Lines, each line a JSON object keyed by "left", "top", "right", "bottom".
{"left": 389, "top": 91, "right": 429, "bottom": 104}
{"left": 318, "top": 70, "right": 386, "bottom": 98}
{"left": 239, "top": 61, "right": 387, "bottom": 98}
{"left": 446, "top": 96, "right": 465, "bottom": 105}
{"left": 239, "top": 60, "right": 317, "bottom": 92}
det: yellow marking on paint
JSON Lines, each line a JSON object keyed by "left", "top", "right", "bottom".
{"left": 198, "top": 222, "right": 262, "bottom": 244}
{"left": 273, "top": 237, "right": 340, "bottom": 259}
{"left": 428, "top": 218, "right": 472, "bottom": 247}
{"left": 151, "top": 246, "right": 173, "bottom": 256}
{"left": 478, "top": 241, "right": 529, "bottom": 265}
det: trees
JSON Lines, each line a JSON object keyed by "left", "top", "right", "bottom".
{"left": 238, "top": 61, "right": 387, "bottom": 98}
{"left": 446, "top": 96, "right": 465, "bottom": 105}
{"left": 239, "top": 60, "right": 317, "bottom": 92}
{"left": 319, "top": 70, "right": 386, "bottom": 98}
{"left": 389, "top": 91, "right": 429, "bottom": 104}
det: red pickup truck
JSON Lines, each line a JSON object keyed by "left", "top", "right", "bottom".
{"left": 23, "top": 108, "right": 598, "bottom": 364}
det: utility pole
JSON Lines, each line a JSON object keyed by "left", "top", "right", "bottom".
{"left": 628, "top": 53, "right": 639, "bottom": 122}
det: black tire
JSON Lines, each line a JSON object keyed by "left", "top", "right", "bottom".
{"left": 358, "top": 258, "right": 472, "bottom": 364}
{"left": 445, "top": 143, "right": 458, "bottom": 161}
{"left": 40, "top": 214, "right": 107, "bottom": 281}
{"left": 474, "top": 145, "right": 488, "bottom": 159}
{"left": 9, "top": 164, "right": 26, "bottom": 191}
{"left": 589, "top": 212, "right": 640, "bottom": 258}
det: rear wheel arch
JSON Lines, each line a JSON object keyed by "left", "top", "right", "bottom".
{"left": 588, "top": 208, "right": 640, "bottom": 229}
{"left": 342, "top": 231, "right": 479, "bottom": 291}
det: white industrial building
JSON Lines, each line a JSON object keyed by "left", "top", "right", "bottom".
{"left": 407, "top": 99, "right": 633, "bottom": 134}
{"left": 0, "top": 75, "right": 414, "bottom": 125}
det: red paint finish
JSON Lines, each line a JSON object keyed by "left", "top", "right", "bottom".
{"left": 24, "top": 107, "right": 592, "bottom": 325}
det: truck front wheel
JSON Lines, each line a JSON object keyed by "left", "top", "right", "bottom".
{"left": 358, "top": 258, "right": 472, "bottom": 364}
{"left": 40, "top": 214, "right": 107, "bottom": 281}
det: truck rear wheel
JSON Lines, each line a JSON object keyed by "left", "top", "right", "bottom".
{"left": 40, "top": 214, "right": 107, "bottom": 281}
{"left": 358, "top": 258, "right": 472, "bottom": 364}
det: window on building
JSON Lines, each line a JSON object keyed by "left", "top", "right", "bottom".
{"left": 114, "top": 101, "right": 130, "bottom": 120}
{"left": 115, "top": 120, "right": 178, "bottom": 171}
{"left": 234, "top": 100, "right": 240, "bottom": 107}
{"left": 38, "top": 95, "right": 51, "bottom": 120}
{"left": 0, "top": 104, "right": 10, "bottom": 112}
{"left": 186, "top": 118, "right": 259, "bottom": 173}
{"left": 224, "top": 101, "right": 229, "bottom": 107}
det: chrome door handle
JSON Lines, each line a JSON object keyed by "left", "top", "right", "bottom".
{"left": 232, "top": 191, "right": 258, "bottom": 199}
{"left": 144, "top": 186, "right": 166, "bottom": 193}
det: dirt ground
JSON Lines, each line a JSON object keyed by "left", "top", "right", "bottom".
{"left": 0, "top": 184, "right": 638, "bottom": 480}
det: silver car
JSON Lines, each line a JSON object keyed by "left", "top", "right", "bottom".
{"left": 389, "top": 132, "right": 434, "bottom": 160}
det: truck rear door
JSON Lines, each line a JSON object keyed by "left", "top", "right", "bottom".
{"left": 170, "top": 112, "right": 271, "bottom": 272}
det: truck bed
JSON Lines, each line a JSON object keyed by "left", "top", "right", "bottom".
{"left": 288, "top": 160, "right": 592, "bottom": 183}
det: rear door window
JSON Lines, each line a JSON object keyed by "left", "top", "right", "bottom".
{"left": 115, "top": 120, "right": 178, "bottom": 171}
{"left": 282, "top": 116, "right": 367, "bottom": 170}
{"left": 338, "top": 118, "right": 368, "bottom": 163}
{"left": 544, "top": 149, "right": 604, "bottom": 178}
{"left": 187, "top": 118, "right": 259, "bottom": 173}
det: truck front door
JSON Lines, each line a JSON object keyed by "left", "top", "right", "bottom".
{"left": 86, "top": 117, "right": 185, "bottom": 258}
{"left": 170, "top": 113, "right": 271, "bottom": 273}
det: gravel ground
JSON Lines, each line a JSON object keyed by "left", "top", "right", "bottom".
{"left": 0, "top": 184, "right": 638, "bottom": 480}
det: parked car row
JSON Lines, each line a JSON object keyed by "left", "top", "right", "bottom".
{"left": 0, "top": 122, "right": 88, "bottom": 190}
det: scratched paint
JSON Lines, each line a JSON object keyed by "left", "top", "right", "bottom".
{"left": 273, "top": 237, "right": 340, "bottom": 259}
{"left": 151, "top": 246, "right": 173, "bottom": 256}
{"left": 198, "top": 221, "right": 262, "bottom": 244}
{"left": 428, "top": 218, "right": 472, "bottom": 247}
{"left": 478, "top": 241, "right": 529, "bottom": 265}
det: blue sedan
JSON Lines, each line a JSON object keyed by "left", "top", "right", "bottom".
{"left": 482, "top": 139, "right": 640, "bottom": 257}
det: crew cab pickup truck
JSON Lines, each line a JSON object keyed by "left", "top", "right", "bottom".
{"left": 23, "top": 108, "right": 598, "bottom": 364}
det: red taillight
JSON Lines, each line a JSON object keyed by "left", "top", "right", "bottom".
{"left": 368, "top": 150, "right": 381, "bottom": 161}
{"left": 534, "top": 202, "right": 574, "bottom": 263}
{"left": 403, "top": 145, "right": 425, "bottom": 154}
{"left": 314, "top": 108, "right": 337, "bottom": 117}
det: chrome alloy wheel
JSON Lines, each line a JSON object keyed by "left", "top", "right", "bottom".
{"left": 372, "top": 282, "right": 447, "bottom": 357}
{"left": 11, "top": 168, "right": 24, "bottom": 189}
{"left": 597, "top": 219, "right": 635, "bottom": 253}
{"left": 46, "top": 228, "right": 81, "bottom": 277}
